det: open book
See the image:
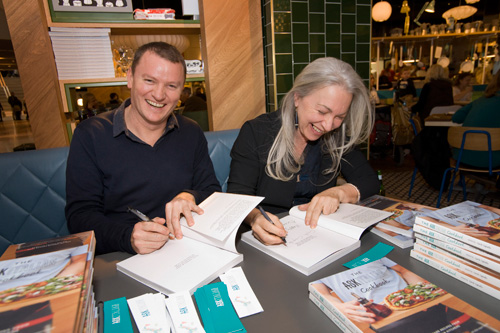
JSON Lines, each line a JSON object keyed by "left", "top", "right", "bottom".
{"left": 117, "top": 192, "right": 263, "bottom": 295}
{"left": 241, "top": 203, "right": 393, "bottom": 275}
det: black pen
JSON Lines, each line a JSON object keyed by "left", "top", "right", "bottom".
{"left": 257, "top": 205, "right": 287, "bottom": 245}
{"left": 127, "top": 207, "right": 175, "bottom": 239}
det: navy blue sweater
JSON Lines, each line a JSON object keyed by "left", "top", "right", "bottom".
{"left": 65, "top": 99, "right": 221, "bottom": 254}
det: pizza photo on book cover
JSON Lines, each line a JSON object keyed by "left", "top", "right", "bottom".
{"left": 309, "top": 258, "right": 500, "bottom": 333}
{"left": 419, "top": 201, "right": 500, "bottom": 253}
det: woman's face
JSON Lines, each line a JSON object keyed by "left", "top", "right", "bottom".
{"left": 294, "top": 85, "right": 352, "bottom": 143}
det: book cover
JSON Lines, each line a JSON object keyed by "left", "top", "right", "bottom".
{"left": 117, "top": 192, "right": 263, "bottom": 294}
{"left": 241, "top": 203, "right": 391, "bottom": 275}
{"left": 361, "top": 195, "right": 436, "bottom": 239}
{"left": 417, "top": 201, "right": 500, "bottom": 256}
{"left": 309, "top": 257, "right": 500, "bottom": 333}
{"left": 0, "top": 232, "right": 95, "bottom": 333}
{"left": 370, "top": 226, "right": 415, "bottom": 248}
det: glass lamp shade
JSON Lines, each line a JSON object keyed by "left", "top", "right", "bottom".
{"left": 372, "top": 1, "right": 392, "bottom": 22}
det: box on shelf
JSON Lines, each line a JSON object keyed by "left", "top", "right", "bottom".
{"left": 134, "top": 8, "right": 175, "bottom": 20}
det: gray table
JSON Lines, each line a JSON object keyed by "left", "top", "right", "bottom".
{"left": 94, "top": 232, "right": 500, "bottom": 332}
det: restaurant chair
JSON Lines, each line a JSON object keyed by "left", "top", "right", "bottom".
{"left": 436, "top": 127, "right": 500, "bottom": 208}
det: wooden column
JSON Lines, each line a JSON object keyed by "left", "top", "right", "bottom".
{"left": 199, "top": 0, "right": 266, "bottom": 131}
{"left": 3, "top": 0, "right": 68, "bottom": 148}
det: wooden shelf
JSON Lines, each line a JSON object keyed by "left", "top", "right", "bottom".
{"left": 59, "top": 74, "right": 205, "bottom": 86}
{"left": 49, "top": 21, "right": 201, "bottom": 35}
{"left": 372, "top": 31, "right": 499, "bottom": 42}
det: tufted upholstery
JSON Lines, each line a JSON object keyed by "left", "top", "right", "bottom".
{"left": 0, "top": 129, "right": 240, "bottom": 254}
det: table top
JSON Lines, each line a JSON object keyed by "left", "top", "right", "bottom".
{"left": 93, "top": 232, "right": 500, "bottom": 333}
{"left": 424, "top": 114, "right": 461, "bottom": 127}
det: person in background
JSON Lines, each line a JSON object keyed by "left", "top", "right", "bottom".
{"left": 381, "top": 62, "right": 395, "bottom": 83}
{"left": 107, "top": 92, "right": 122, "bottom": 108}
{"left": 227, "top": 57, "right": 379, "bottom": 245}
{"left": 66, "top": 42, "right": 221, "bottom": 255}
{"left": 369, "top": 74, "right": 380, "bottom": 105}
{"left": 452, "top": 71, "right": 500, "bottom": 169}
{"left": 411, "top": 64, "right": 453, "bottom": 125}
{"left": 8, "top": 91, "right": 23, "bottom": 121}
{"left": 179, "top": 86, "right": 207, "bottom": 112}
{"left": 394, "top": 66, "right": 417, "bottom": 102}
{"left": 452, "top": 72, "right": 474, "bottom": 104}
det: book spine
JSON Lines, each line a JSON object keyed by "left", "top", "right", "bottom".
{"left": 413, "top": 224, "right": 496, "bottom": 258}
{"left": 369, "top": 228, "right": 413, "bottom": 249}
{"left": 308, "top": 292, "right": 355, "bottom": 333}
{"left": 410, "top": 250, "right": 500, "bottom": 300}
{"left": 415, "top": 217, "right": 500, "bottom": 256}
{"left": 308, "top": 284, "right": 362, "bottom": 333}
{"left": 413, "top": 242, "right": 500, "bottom": 288}
{"left": 414, "top": 234, "right": 500, "bottom": 273}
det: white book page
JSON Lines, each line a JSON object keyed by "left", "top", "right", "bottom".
{"left": 180, "top": 192, "right": 263, "bottom": 242}
{"left": 117, "top": 237, "right": 241, "bottom": 294}
{"left": 289, "top": 204, "right": 393, "bottom": 239}
{"left": 164, "top": 291, "right": 206, "bottom": 333}
{"left": 246, "top": 215, "right": 358, "bottom": 268}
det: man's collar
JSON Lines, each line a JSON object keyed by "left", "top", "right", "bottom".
{"left": 113, "top": 98, "right": 179, "bottom": 140}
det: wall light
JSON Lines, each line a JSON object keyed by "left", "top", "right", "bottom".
{"left": 372, "top": 1, "right": 392, "bottom": 22}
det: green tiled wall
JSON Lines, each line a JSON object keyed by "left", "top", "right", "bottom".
{"left": 262, "top": 0, "right": 372, "bottom": 112}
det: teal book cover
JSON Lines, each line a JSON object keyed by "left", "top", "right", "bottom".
{"left": 194, "top": 282, "right": 246, "bottom": 333}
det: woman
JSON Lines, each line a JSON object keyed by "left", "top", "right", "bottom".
{"left": 452, "top": 72, "right": 473, "bottom": 104}
{"left": 411, "top": 64, "right": 453, "bottom": 125}
{"left": 228, "top": 57, "right": 379, "bottom": 245}
{"left": 452, "top": 71, "right": 500, "bottom": 168}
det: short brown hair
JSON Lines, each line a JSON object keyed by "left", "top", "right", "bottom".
{"left": 131, "top": 42, "right": 186, "bottom": 81}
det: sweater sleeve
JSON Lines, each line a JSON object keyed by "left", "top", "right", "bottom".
{"left": 340, "top": 149, "right": 380, "bottom": 200}
{"left": 65, "top": 126, "right": 136, "bottom": 255}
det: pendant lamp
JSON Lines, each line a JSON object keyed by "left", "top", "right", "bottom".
{"left": 425, "top": 0, "right": 435, "bottom": 13}
{"left": 372, "top": 1, "right": 392, "bottom": 22}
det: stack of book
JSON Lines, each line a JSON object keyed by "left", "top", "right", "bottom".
{"left": 48, "top": 27, "right": 116, "bottom": 80}
{"left": 410, "top": 201, "right": 500, "bottom": 301}
{"left": 0, "top": 231, "right": 97, "bottom": 333}
{"left": 308, "top": 256, "right": 500, "bottom": 332}
{"left": 360, "top": 195, "right": 436, "bottom": 248}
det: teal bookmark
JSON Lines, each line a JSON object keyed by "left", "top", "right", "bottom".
{"left": 194, "top": 282, "right": 246, "bottom": 333}
{"left": 343, "top": 242, "right": 394, "bottom": 268}
{"left": 103, "top": 297, "right": 134, "bottom": 333}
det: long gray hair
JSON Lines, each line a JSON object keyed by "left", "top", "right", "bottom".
{"left": 266, "top": 57, "right": 374, "bottom": 181}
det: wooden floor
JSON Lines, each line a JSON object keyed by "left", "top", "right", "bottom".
{"left": 0, "top": 115, "right": 35, "bottom": 154}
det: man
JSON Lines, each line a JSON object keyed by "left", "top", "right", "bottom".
{"left": 66, "top": 42, "right": 221, "bottom": 255}
{"left": 179, "top": 87, "right": 207, "bottom": 112}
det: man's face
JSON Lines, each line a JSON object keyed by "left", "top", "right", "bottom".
{"left": 127, "top": 51, "right": 185, "bottom": 126}
{"left": 401, "top": 70, "right": 411, "bottom": 80}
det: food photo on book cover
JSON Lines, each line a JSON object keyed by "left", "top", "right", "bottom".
{"left": 309, "top": 257, "right": 500, "bottom": 332}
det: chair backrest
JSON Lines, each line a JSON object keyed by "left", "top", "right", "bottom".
{"left": 430, "top": 105, "right": 462, "bottom": 115}
{"left": 204, "top": 129, "right": 240, "bottom": 192}
{"left": 448, "top": 127, "right": 500, "bottom": 151}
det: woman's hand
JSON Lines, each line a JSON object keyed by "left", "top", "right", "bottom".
{"left": 298, "top": 184, "right": 359, "bottom": 228}
{"left": 245, "top": 208, "right": 287, "bottom": 245}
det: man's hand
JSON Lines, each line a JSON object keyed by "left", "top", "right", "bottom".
{"left": 165, "top": 192, "right": 204, "bottom": 239}
{"left": 131, "top": 218, "right": 171, "bottom": 254}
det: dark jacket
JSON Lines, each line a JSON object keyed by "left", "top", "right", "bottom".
{"left": 412, "top": 79, "right": 453, "bottom": 124}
